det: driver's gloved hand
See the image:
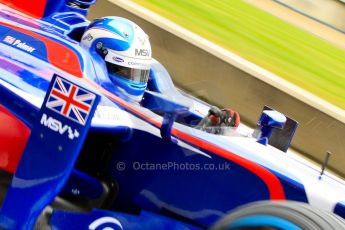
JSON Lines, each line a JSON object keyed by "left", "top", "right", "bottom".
{"left": 196, "top": 106, "right": 240, "bottom": 134}
{"left": 220, "top": 108, "right": 240, "bottom": 128}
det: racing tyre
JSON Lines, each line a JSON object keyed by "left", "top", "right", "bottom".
{"left": 211, "top": 201, "right": 345, "bottom": 230}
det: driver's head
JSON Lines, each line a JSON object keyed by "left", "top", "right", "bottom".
{"left": 81, "top": 16, "right": 151, "bottom": 101}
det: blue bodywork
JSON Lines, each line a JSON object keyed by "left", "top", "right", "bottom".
{"left": 0, "top": 1, "right": 345, "bottom": 229}
{"left": 0, "top": 74, "right": 100, "bottom": 229}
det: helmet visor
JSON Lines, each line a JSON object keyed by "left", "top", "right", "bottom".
{"left": 106, "top": 61, "right": 150, "bottom": 83}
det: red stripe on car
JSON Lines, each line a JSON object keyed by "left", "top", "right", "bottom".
{"left": 84, "top": 78, "right": 286, "bottom": 200}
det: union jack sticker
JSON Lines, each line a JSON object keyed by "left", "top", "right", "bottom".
{"left": 46, "top": 76, "right": 96, "bottom": 126}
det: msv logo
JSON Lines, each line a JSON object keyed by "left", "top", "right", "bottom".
{"left": 40, "top": 113, "right": 79, "bottom": 140}
{"left": 135, "top": 48, "right": 150, "bottom": 57}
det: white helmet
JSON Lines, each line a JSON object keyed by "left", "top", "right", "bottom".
{"left": 81, "top": 16, "right": 152, "bottom": 101}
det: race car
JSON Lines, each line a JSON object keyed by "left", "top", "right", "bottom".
{"left": 1, "top": 0, "right": 345, "bottom": 229}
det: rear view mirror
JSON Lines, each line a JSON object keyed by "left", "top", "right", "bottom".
{"left": 254, "top": 106, "right": 298, "bottom": 152}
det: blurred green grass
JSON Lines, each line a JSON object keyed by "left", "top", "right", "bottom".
{"left": 133, "top": 0, "right": 345, "bottom": 110}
